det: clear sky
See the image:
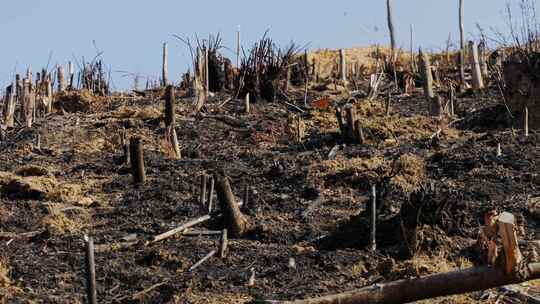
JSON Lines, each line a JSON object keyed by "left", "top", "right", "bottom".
{"left": 0, "top": 0, "right": 523, "bottom": 90}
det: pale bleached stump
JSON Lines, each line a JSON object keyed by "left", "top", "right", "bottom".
{"left": 3, "top": 84, "right": 15, "bottom": 128}
{"left": 339, "top": 49, "right": 347, "bottom": 82}
{"left": 478, "top": 41, "right": 489, "bottom": 80}
{"left": 419, "top": 49, "right": 435, "bottom": 100}
{"left": 68, "top": 61, "right": 75, "bottom": 88}
{"left": 469, "top": 41, "right": 485, "bottom": 92}
{"left": 459, "top": 0, "right": 466, "bottom": 89}
{"left": 45, "top": 79, "right": 53, "bottom": 113}
{"left": 419, "top": 49, "right": 440, "bottom": 116}
{"left": 162, "top": 42, "right": 169, "bottom": 87}
{"left": 57, "top": 65, "right": 66, "bottom": 92}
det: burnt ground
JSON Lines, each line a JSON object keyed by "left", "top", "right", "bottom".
{"left": 1, "top": 84, "right": 540, "bottom": 304}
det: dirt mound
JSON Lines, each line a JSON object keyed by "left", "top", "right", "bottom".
{"left": 55, "top": 90, "right": 108, "bottom": 113}
{"left": 112, "top": 105, "right": 162, "bottom": 120}
{"left": 309, "top": 153, "right": 425, "bottom": 194}
{"left": 0, "top": 169, "right": 87, "bottom": 204}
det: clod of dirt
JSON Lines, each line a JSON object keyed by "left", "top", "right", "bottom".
{"left": 0, "top": 170, "right": 87, "bottom": 203}
{"left": 0, "top": 172, "right": 56, "bottom": 200}
{"left": 15, "top": 165, "right": 52, "bottom": 177}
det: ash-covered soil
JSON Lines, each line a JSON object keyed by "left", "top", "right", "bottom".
{"left": 1, "top": 85, "right": 540, "bottom": 303}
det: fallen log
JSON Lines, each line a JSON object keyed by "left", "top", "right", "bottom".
{"left": 145, "top": 214, "right": 212, "bottom": 245}
{"left": 259, "top": 262, "right": 540, "bottom": 304}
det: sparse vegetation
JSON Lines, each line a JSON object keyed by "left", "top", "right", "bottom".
{"left": 2, "top": 3, "right": 540, "bottom": 304}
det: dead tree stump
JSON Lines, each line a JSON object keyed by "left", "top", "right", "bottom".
{"left": 419, "top": 49, "right": 441, "bottom": 116}
{"left": 335, "top": 104, "right": 364, "bottom": 144}
{"left": 57, "top": 65, "right": 66, "bottom": 93}
{"left": 399, "top": 190, "right": 427, "bottom": 259}
{"left": 214, "top": 174, "right": 250, "bottom": 237}
{"left": 130, "top": 137, "right": 146, "bottom": 186}
{"left": 165, "top": 85, "right": 175, "bottom": 127}
{"left": 469, "top": 41, "right": 485, "bottom": 92}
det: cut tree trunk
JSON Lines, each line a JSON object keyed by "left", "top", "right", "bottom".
{"left": 419, "top": 49, "right": 439, "bottom": 116}
{"left": 214, "top": 174, "right": 249, "bottom": 237}
{"left": 130, "top": 137, "right": 146, "bottom": 186}
{"left": 260, "top": 262, "right": 540, "bottom": 304}
{"left": 164, "top": 85, "right": 175, "bottom": 127}
{"left": 469, "top": 41, "right": 484, "bottom": 92}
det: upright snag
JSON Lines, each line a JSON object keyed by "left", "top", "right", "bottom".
{"left": 200, "top": 174, "right": 208, "bottom": 211}
{"left": 219, "top": 229, "right": 228, "bottom": 258}
{"left": 344, "top": 104, "right": 356, "bottom": 141}
{"left": 469, "top": 41, "right": 485, "bottom": 92}
{"left": 165, "top": 85, "right": 181, "bottom": 159}
{"left": 193, "top": 47, "right": 207, "bottom": 113}
{"left": 524, "top": 106, "right": 529, "bottom": 138}
{"left": 130, "top": 137, "right": 146, "bottom": 186}
{"left": 385, "top": 89, "right": 392, "bottom": 116}
{"left": 4, "top": 84, "right": 15, "bottom": 128}
{"left": 386, "top": 0, "right": 397, "bottom": 83}
{"left": 419, "top": 49, "right": 438, "bottom": 116}
{"left": 354, "top": 120, "right": 365, "bottom": 145}
{"left": 121, "top": 129, "right": 130, "bottom": 164}
{"left": 244, "top": 93, "right": 250, "bottom": 114}
{"left": 205, "top": 48, "right": 209, "bottom": 96}
{"left": 26, "top": 67, "right": 32, "bottom": 83}
{"left": 285, "top": 66, "right": 291, "bottom": 92}
{"left": 57, "top": 65, "right": 66, "bottom": 93}
{"left": 449, "top": 84, "right": 456, "bottom": 117}
{"left": 164, "top": 85, "right": 176, "bottom": 127}
{"left": 432, "top": 96, "right": 443, "bottom": 118}
{"left": 458, "top": 0, "right": 466, "bottom": 91}
{"left": 168, "top": 126, "right": 181, "bottom": 159}
{"left": 162, "top": 42, "right": 169, "bottom": 87}
{"left": 84, "top": 235, "right": 97, "bottom": 304}
{"left": 44, "top": 78, "right": 53, "bottom": 113}
{"left": 370, "top": 184, "right": 377, "bottom": 251}
{"left": 207, "top": 176, "right": 215, "bottom": 213}
{"left": 478, "top": 41, "right": 489, "bottom": 80}
{"left": 339, "top": 49, "right": 347, "bottom": 83}
{"left": 335, "top": 106, "right": 346, "bottom": 142}
{"left": 22, "top": 80, "right": 34, "bottom": 128}
{"left": 68, "top": 61, "right": 75, "bottom": 89}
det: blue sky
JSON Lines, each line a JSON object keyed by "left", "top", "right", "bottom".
{"left": 0, "top": 0, "right": 523, "bottom": 89}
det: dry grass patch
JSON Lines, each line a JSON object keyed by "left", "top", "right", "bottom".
{"left": 309, "top": 153, "right": 425, "bottom": 194}
{"left": 39, "top": 205, "right": 91, "bottom": 235}
{"left": 112, "top": 105, "right": 162, "bottom": 121}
